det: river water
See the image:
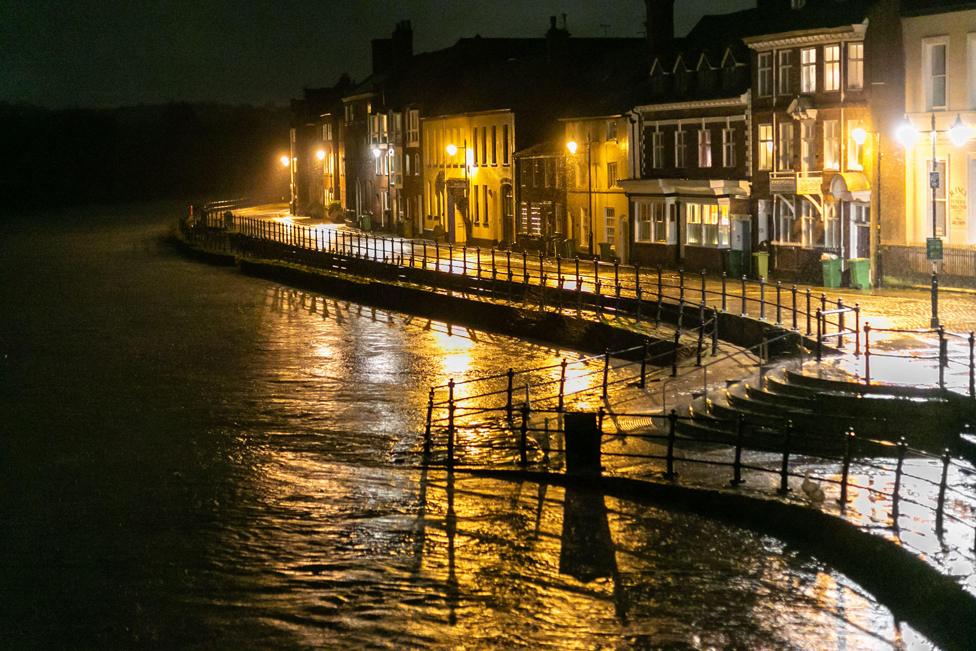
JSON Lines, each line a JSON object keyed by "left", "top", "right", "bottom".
{"left": 1, "top": 203, "right": 931, "bottom": 649}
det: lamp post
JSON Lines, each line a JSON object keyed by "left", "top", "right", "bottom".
{"left": 446, "top": 140, "right": 469, "bottom": 243}
{"left": 567, "top": 134, "right": 595, "bottom": 256}
{"left": 896, "top": 112, "right": 973, "bottom": 328}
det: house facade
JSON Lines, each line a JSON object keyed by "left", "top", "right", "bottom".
{"left": 895, "top": 3, "right": 976, "bottom": 282}
{"left": 514, "top": 142, "right": 567, "bottom": 251}
{"left": 562, "top": 115, "right": 632, "bottom": 261}
{"left": 421, "top": 110, "right": 516, "bottom": 245}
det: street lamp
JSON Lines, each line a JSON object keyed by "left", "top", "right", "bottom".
{"left": 315, "top": 149, "right": 326, "bottom": 161}
{"left": 566, "top": 134, "right": 594, "bottom": 255}
{"left": 445, "top": 140, "right": 469, "bottom": 243}
{"left": 279, "top": 154, "right": 290, "bottom": 167}
{"left": 896, "top": 113, "right": 971, "bottom": 328}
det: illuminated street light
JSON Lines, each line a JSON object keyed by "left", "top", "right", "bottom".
{"left": 315, "top": 149, "right": 326, "bottom": 161}
{"left": 895, "top": 120, "right": 919, "bottom": 148}
{"left": 566, "top": 140, "right": 579, "bottom": 155}
{"left": 445, "top": 143, "right": 458, "bottom": 157}
{"left": 279, "top": 154, "right": 290, "bottom": 167}
{"left": 948, "top": 114, "right": 972, "bottom": 147}
{"left": 372, "top": 147, "right": 382, "bottom": 159}
{"left": 851, "top": 127, "right": 867, "bottom": 146}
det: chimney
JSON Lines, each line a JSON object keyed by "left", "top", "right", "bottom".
{"left": 644, "top": 0, "right": 674, "bottom": 58}
{"left": 546, "top": 15, "right": 570, "bottom": 63}
{"left": 392, "top": 20, "right": 413, "bottom": 69}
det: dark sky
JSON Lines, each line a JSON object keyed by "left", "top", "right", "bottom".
{"left": 2, "top": 0, "right": 755, "bottom": 109}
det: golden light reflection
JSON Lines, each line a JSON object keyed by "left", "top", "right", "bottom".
{"left": 431, "top": 326, "right": 475, "bottom": 390}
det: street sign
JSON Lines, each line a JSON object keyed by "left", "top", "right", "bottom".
{"left": 927, "top": 237, "right": 943, "bottom": 261}
{"left": 930, "top": 171, "right": 941, "bottom": 189}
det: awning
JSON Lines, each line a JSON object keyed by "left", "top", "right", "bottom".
{"left": 829, "top": 172, "right": 871, "bottom": 202}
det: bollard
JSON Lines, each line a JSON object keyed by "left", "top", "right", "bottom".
{"left": 447, "top": 379, "right": 456, "bottom": 467}
{"left": 519, "top": 404, "right": 530, "bottom": 467}
{"left": 721, "top": 272, "right": 727, "bottom": 312}
{"left": 864, "top": 323, "right": 872, "bottom": 384}
{"left": 423, "top": 389, "right": 434, "bottom": 460}
{"left": 892, "top": 437, "right": 907, "bottom": 521}
{"left": 731, "top": 413, "right": 745, "bottom": 486}
{"left": 665, "top": 410, "right": 678, "bottom": 479}
{"left": 740, "top": 275, "right": 747, "bottom": 317}
{"left": 602, "top": 349, "right": 610, "bottom": 401}
{"left": 935, "top": 448, "right": 951, "bottom": 534}
{"left": 837, "top": 297, "right": 846, "bottom": 349}
{"left": 564, "top": 412, "right": 601, "bottom": 477}
{"left": 639, "top": 340, "right": 649, "bottom": 388}
{"left": 839, "top": 429, "right": 854, "bottom": 505}
{"left": 558, "top": 359, "right": 568, "bottom": 411}
{"left": 778, "top": 420, "right": 793, "bottom": 494}
{"left": 506, "top": 368, "right": 515, "bottom": 423}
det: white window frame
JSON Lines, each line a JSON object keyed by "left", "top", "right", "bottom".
{"left": 969, "top": 34, "right": 976, "bottom": 109}
{"left": 778, "top": 122, "right": 794, "bottom": 171}
{"left": 801, "top": 47, "right": 817, "bottom": 93}
{"left": 824, "top": 45, "right": 840, "bottom": 93}
{"left": 722, "top": 127, "right": 735, "bottom": 167}
{"left": 698, "top": 128, "right": 712, "bottom": 168}
{"left": 800, "top": 200, "right": 816, "bottom": 247}
{"left": 652, "top": 130, "right": 664, "bottom": 168}
{"left": 758, "top": 123, "right": 773, "bottom": 171}
{"left": 777, "top": 50, "right": 793, "bottom": 96}
{"left": 407, "top": 110, "right": 420, "bottom": 146}
{"left": 607, "top": 161, "right": 618, "bottom": 187}
{"left": 675, "top": 129, "right": 687, "bottom": 168}
{"left": 823, "top": 119, "right": 840, "bottom": 170}
{"left": 924, "top": 36, "right": 949, "bottom": 111}
{"left": 847, "top": 42, "right": 864, "bottom": 90}
{"left": 801, "top": 121, "right": 816, "bottom": 171}
{"left": 758, "top": 52, "right": 773, "bottom": 97}
{"left": 824, "top": 202, "right": 840, "bottom": 250}
{"left": 635, "top": 201, "right": 671, "bottom": 243}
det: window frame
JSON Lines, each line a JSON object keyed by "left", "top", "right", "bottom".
{"left": 758, "top": 123, "right": 773, "bottom": 171}
{"left": 801, "top": 47, "right": 817, "bottom": 93}
{"left": 824, "top": 44, "right": 840, "bottom": 93}
{"left": 698, "top": 127, "right": 712, "bottom": 168}
{"left": 847, "top": 42, "right": 864, "bottom": 90}
{"left": 777, "top": 50, "right": 793, "bottom": 96}
{"left": 924, "top": 37, "right": 949, "bottom": 111}
{"left": 758, "top": 52, "right": 773, "bottom": 97}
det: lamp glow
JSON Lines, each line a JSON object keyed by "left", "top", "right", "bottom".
{"left": 566, "top": 140, "right": 579, "bottom": 155}
{"left": 851, "top": 127, "right": 867, "bottom": 146}
{"left": 372, "top": 147, "right": 382, "bottom": 159}
{"left": 315, "top": 149, "right": 326, "bottom": 161}
{"left": 949, "top": 114, "right": 972, "bottom": 147}
{"left": 279, "top": 155, "right": 290, "bottom": 167}
{"left": 445, "top": 143, "right": 458, "bottom": 156}
{"left": 895, "top": 120, "right": 919, "bottom": 148}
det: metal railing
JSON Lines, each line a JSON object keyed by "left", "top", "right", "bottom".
{"left": 863, "top": 324, "right": 976, "bottom": 396}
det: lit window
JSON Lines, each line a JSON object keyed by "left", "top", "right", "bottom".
{"left": 778, "top": 122, "right": 794, "bottom": 170}
{"left": 801, "top": 47, "right": 817, "bottom": 93}
{"left": 607, "top": 162, "right": 618, "bottom": 187}
{"left": 758, "top": 124, "right": 773, "bottom": 171}
{"left": 925, "top": 40, "right": 948, "bottom": 110}
{"left": 823, "top": 120, "right": 840, "bottom": 170}
{"left": 847, "top": 42, "right": 863, "bottom": 90}
{"left": 605, "top": 208, "right": 615, "bottom": 242}
{"left": 824, "top": 45, "right": 840, "bottom": 92}
{"left": 801, "top": 122, "right": 816, "bottom": 171}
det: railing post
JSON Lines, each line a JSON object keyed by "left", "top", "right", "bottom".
{"left": 700, "top": 268, "right": 706, "bottom": 305}
{"left": 816, "top": 308, "right": 823, "bottom": 362}
{"left": 558, "top": 359, "right": 567, "bottom": 412}
{"left": 521, "top": 251, "right": 528, "bottom": 285}
{"left": 448, "top": 244, "right": 454, "bottom": 274}
{"left": 657, "top": 265, "right": 663, "bottom": 302}
{"left": 634, "top": 263, "right": 641, "bottom": 295}
{"left": 423, "top": 389, "right": 434, "bottom": 461}
{"left": 864, "top": 323, "right": 872, "bottom": 384}
{"left": 837, "top": 297, "right": 846, "bottom": 349}
{"left": 447, "top": 379, "right": 456, "bottom": 467}
{"left": 805, "top": 288, "right": 812, "bottom": 335}
{"left": 636, "top": 288, "right": 643, "bottom": 321}
{"left": 775, "top": 281, "right": 782, "bottom": 325}
{"left": 721, "top": 271, "right": 727, "bottom": 312}
{"left": 741, "top": 275, "right": 747, "bottom": 317}
{"left": 936, "top": 448, "right": 951, "bottom": 535}
{"left": 854, "top": 304, "right": 861, "bottom": 356}
{"left": 575, "top": 256, "right": 581, "bottom": 287}
{"left": 938, "top": 325, "right": 947, "bottom": 391}
{"left": 759, "top": 277, "right": 766, "bottom": 321}
{"left": 519, "top": 403, "right": 530, "bottom": 467}
{"left": 892, "top": 437, "right": 907, "bottom": 521}
{"left": 614, "top": 260, "right": 620, "bottom": 291}
{"left": 730, "top": 413, "right": 745, "bottom": 486}
{"left": 695, "top": 313, "right": 705, "bottom": 367}
{"left": 839, "top": 428, "right": 854, "bottom": 506}
{"left": 491, "top": 247, "right": 497, "bottom": 280}
{"left": 593, "top": 257, "right": 599, "bottom": 288}
{"left": 969, "top": 331, "right": 975, "bottom": 399}
{"left": 778, "top": 420, "right": 793, "bottom": 494}
{"left": 434, "top": 241, "right": 440, "bottom": 271}
{"left": 711, "top": 307, "right": 719, "bottom": 356}
{"left": 665, "top": 409, "right": 678, "bottom": 480}
{"left": 506, "top": 368, "right": 515, "bottom": 423}
{"left": 602, "top": 349, "right": 610, "bottom": 401}
{"left": 507, "top": 249, "right": 513, "bottom": 285}
{"left": 422, "top": 241, "right": 427, "bottom": 269}
{"left": 671, "top": 329, "right": 680, "bottom": 377}
{"left": 555, "top": 255, "right": 561, "bottom": 287}
{"left": 639, "top": 340, "right": 649, "bottom": 388}
{"left": 678, "top": 267, "right": 685, "bottom": 302}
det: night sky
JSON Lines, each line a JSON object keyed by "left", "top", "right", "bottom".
{"left": 2, "top": 0, "right": 755, "bottom": 109}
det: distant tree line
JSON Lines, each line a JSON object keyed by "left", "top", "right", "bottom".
{"left": 0, "top": 102, "right": 289, "bottom": 214}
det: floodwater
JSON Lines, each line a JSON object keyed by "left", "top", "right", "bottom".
{"left": 0, "top": 203, "right": 932, "bottom": 648}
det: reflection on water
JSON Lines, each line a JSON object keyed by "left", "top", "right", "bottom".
{"left": 0, "top": 204, "right": 932, "bottom": 648}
